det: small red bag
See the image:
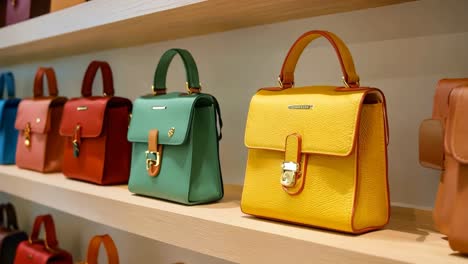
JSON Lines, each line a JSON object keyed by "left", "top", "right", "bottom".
{"left": 14, "top": 215, "right": 72, "bottom": 264}
{"left": 59, "top": 61, "right": 132, "bottom": 185}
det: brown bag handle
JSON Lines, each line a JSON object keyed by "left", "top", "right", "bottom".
{"left": 29, "top": 214, "right": 59, "bottom": 249}
{"left": 0, "top": 203, "right": 19, "bottom": 230}
{"left": 82, "top": 61, "right": 114, "bottom": 97}
{"left": 278, "top": 30, "right": 360, "bottom": 89}
{"left": 86, "top": 235, "right": 119, "bottom": 264}
{"left": 34, "top": 67, "right": 59, "bottom": 97}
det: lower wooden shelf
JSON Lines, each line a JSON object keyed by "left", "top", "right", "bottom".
{"left": 0, "top": 165, "right": 465, "bottom": 263}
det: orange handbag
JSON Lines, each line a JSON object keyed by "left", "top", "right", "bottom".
{"left": 15, "top": 67, "right": 67, "bottom": 173}
{"left": 59, "top": 61, "right": 132, "bottom": 185}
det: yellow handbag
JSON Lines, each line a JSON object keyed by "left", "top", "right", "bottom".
{"left": 241, "top": 30, "right": 390, "bottom": 234}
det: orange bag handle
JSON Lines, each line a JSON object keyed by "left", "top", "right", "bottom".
{"left": 278, "top": 30, "right": 360, "bottom": 89}
{"left": 34, "top": 67, "right": 59, "bottom": 97}
{"left": 86, "top": 234, "right": 119, "bottom": 264}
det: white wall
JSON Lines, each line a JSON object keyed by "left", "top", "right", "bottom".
{"left": 1, "top": 0, "right": 468, "bottom": 261}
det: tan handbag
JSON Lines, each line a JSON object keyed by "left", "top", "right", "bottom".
{"left": 15, "top": 67, "right": 67, "bottom": 173}
{"left": 50, "top": 0, "right": 86, "bottom": 12}
{"left": 419, "top": 78, "right": 468, "bottom": 253}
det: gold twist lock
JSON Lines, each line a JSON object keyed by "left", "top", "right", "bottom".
{"left": 145, "top": 150, "right": 160, "bottom": 170}
{"left": 281, "top": 161, "right": 299, "bottom": 187}
{"left": 24, "top": 123, "right": 31, "bottom": 147}
{"left": 280, "top": 133, "right": 302, "bottom": 189}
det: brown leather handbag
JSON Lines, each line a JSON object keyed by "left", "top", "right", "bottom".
{"left": 80, "top": 234, "right": 119, "bottom": 264}
{"left": 5, "top": 0, "right": 51, "bottom": 26}
{"left": 419, "top": 78, "right": 468, "bottom": 254}
{"left": 0, "top": 203, "right": 28, "bottom": 264}
{"left": 59, "top": 61, "right": 132, "bottom": 185}
{"left": 14, "top": 214, "right": 72, "bottom": 264}
{"left": 15, "top": 67, "right": 67, "bottom": 173}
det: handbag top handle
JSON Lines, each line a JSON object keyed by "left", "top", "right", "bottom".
{"left": 81, "top": 61, "right": 114, "bottom": 97}
{"left": 34, "top": 67, "right": 59, "bottom": 98}
{"left": 0, "top": 72, "right": 15, "bottom": 99}
{"left": 278, "top": 30, "right": 360, "bottom": 89}
{"left": 0, "top": 203, "right": 19, "bottom": 230}
{"left": 29, "top": 214, "right": 59, "bottom": 250}
{"left": 153, "top": 48, "right": 201, "bottom": 95}
{"left": 86, "top": 234, "right": 119, "bottom": 264}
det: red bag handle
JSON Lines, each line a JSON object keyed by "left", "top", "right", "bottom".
{"left": 86, "top": 234, "right": 119, "bottom": 264}
{"left": 29, "top": 214, "right": 59, "bottom": 249}
{"left": 278, "top": 30, "right": 360, "bottom": 89}
{"left": 82, "top": 61, "right": 114, "bottom": 97}
{"left": 34, "top": 67, "right": 59, "bottom": 97}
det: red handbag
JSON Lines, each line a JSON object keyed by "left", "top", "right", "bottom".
{"left": 15, "top": 67, "right": 67, "bottom": 173}
{"left": 14, "top": 214, "right": 72, "bottom": 264}
{"left": 59, "top": 61, "right": 132, "bottom": 185}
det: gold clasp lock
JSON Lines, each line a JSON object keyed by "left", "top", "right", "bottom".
{"left": 145, "top": 150, "right": 160, "bottom": 170}
{"left": 24, "top": 123, "right": 31, "bottom": 147}
{"left": 281, "top": 161, "right": 299, "bottom": 187}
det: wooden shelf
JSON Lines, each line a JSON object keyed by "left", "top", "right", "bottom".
{"left": 0, "top": 165, "right": 466, "bottom": 263}
{"left": 0, "top": 0, "right": 414, "bottom": 66}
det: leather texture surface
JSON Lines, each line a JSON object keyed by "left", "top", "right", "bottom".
{"left": 419, "top": 79, "right": 468, "bottom": 253}
{"left": 419, "top": 119, "right": 444, "bottom": 170}
{"left": 50, "top": 0, "right": 85, "bottom": 12}
{"left": 0, "top": 72, "right": 20, "bottom": 164}
{"left": 6, "top": 0, "right": 51, "bottom": 25}
{"left": 85, "top": 235, "right": 119, "bottom": 264}
{"left": 0, "top": 203, "right": 28, "bottom": 264}
{"left": 128, "top": 48, "right": 223, "bottom": 205}
{"left": 14, "top": 215, "right": 72, "bottom": 264}
{"left": 241, "top": 30, "right": 389, "bottom": 233}
{"left": 15, "top": 67, "right": 67, "bottom": 173}
{"left": 59, "top": 61, "right": 132, "bottom": 185}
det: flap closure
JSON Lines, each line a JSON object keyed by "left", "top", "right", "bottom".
{"left": 14, "top": 98, "right": 63, "bottom": 134}
{"left": 445, "top": 87, "right": 468, "bottom": 164}
{"left": 128, "top": 92, "right": 203, "bottom": 145}
{"left": 59, "top": 97, "right": 111, "bottom": 138}
{"left": 0, "top": 98, "right": 20, "bottom": 129}
{"left": 245, "top": 86, "right": 368, "bottom": 156}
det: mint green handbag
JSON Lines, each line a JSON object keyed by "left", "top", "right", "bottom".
{"left": 127, "top": 48, "right": 224, "bottom": 205}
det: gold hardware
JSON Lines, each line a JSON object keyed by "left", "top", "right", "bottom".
{"left": 186, "top": 82, "right": 202, "bottom": 94}
{"left": 24, "top": 123, "right": 31, "bottom": 147}
{"left": 168, "top": 127, "right": 175, "bottom": 138}
{"left": 73, "top": 125, "right": 81, "bottom": 157}
{"left": 11, "top": 0, "right": 16, "bottom": 7}
{"left": 281, "top": 161, "right": 299, "bottom": 187}
{"left": 145, "top": 150, "right": 160, "bottom": 170}
{"left": 152, "top": 85, "right": 158, "bottom": 95}
{"left": 288, "top": 105, "right": 313, "bottom": 110}
{"left": 77, "top": 106, "right": 88, "bottom": 111}
{"left": 342, "top": 76, "right": 360, "bottom": 88}
{"left": 278, "top": 77, "right": 294, "bottom": 89}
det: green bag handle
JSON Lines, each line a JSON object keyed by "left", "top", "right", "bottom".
{"left": 153, "top": 48, "right": 201, "bottom": 95}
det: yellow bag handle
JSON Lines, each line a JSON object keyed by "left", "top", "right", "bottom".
{"left": 278, "top": 30, "right": 360, "bottom": 89}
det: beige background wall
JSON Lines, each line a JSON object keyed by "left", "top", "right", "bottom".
{"left": 1, "top": 0, "right": 468, "bottom": 262}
